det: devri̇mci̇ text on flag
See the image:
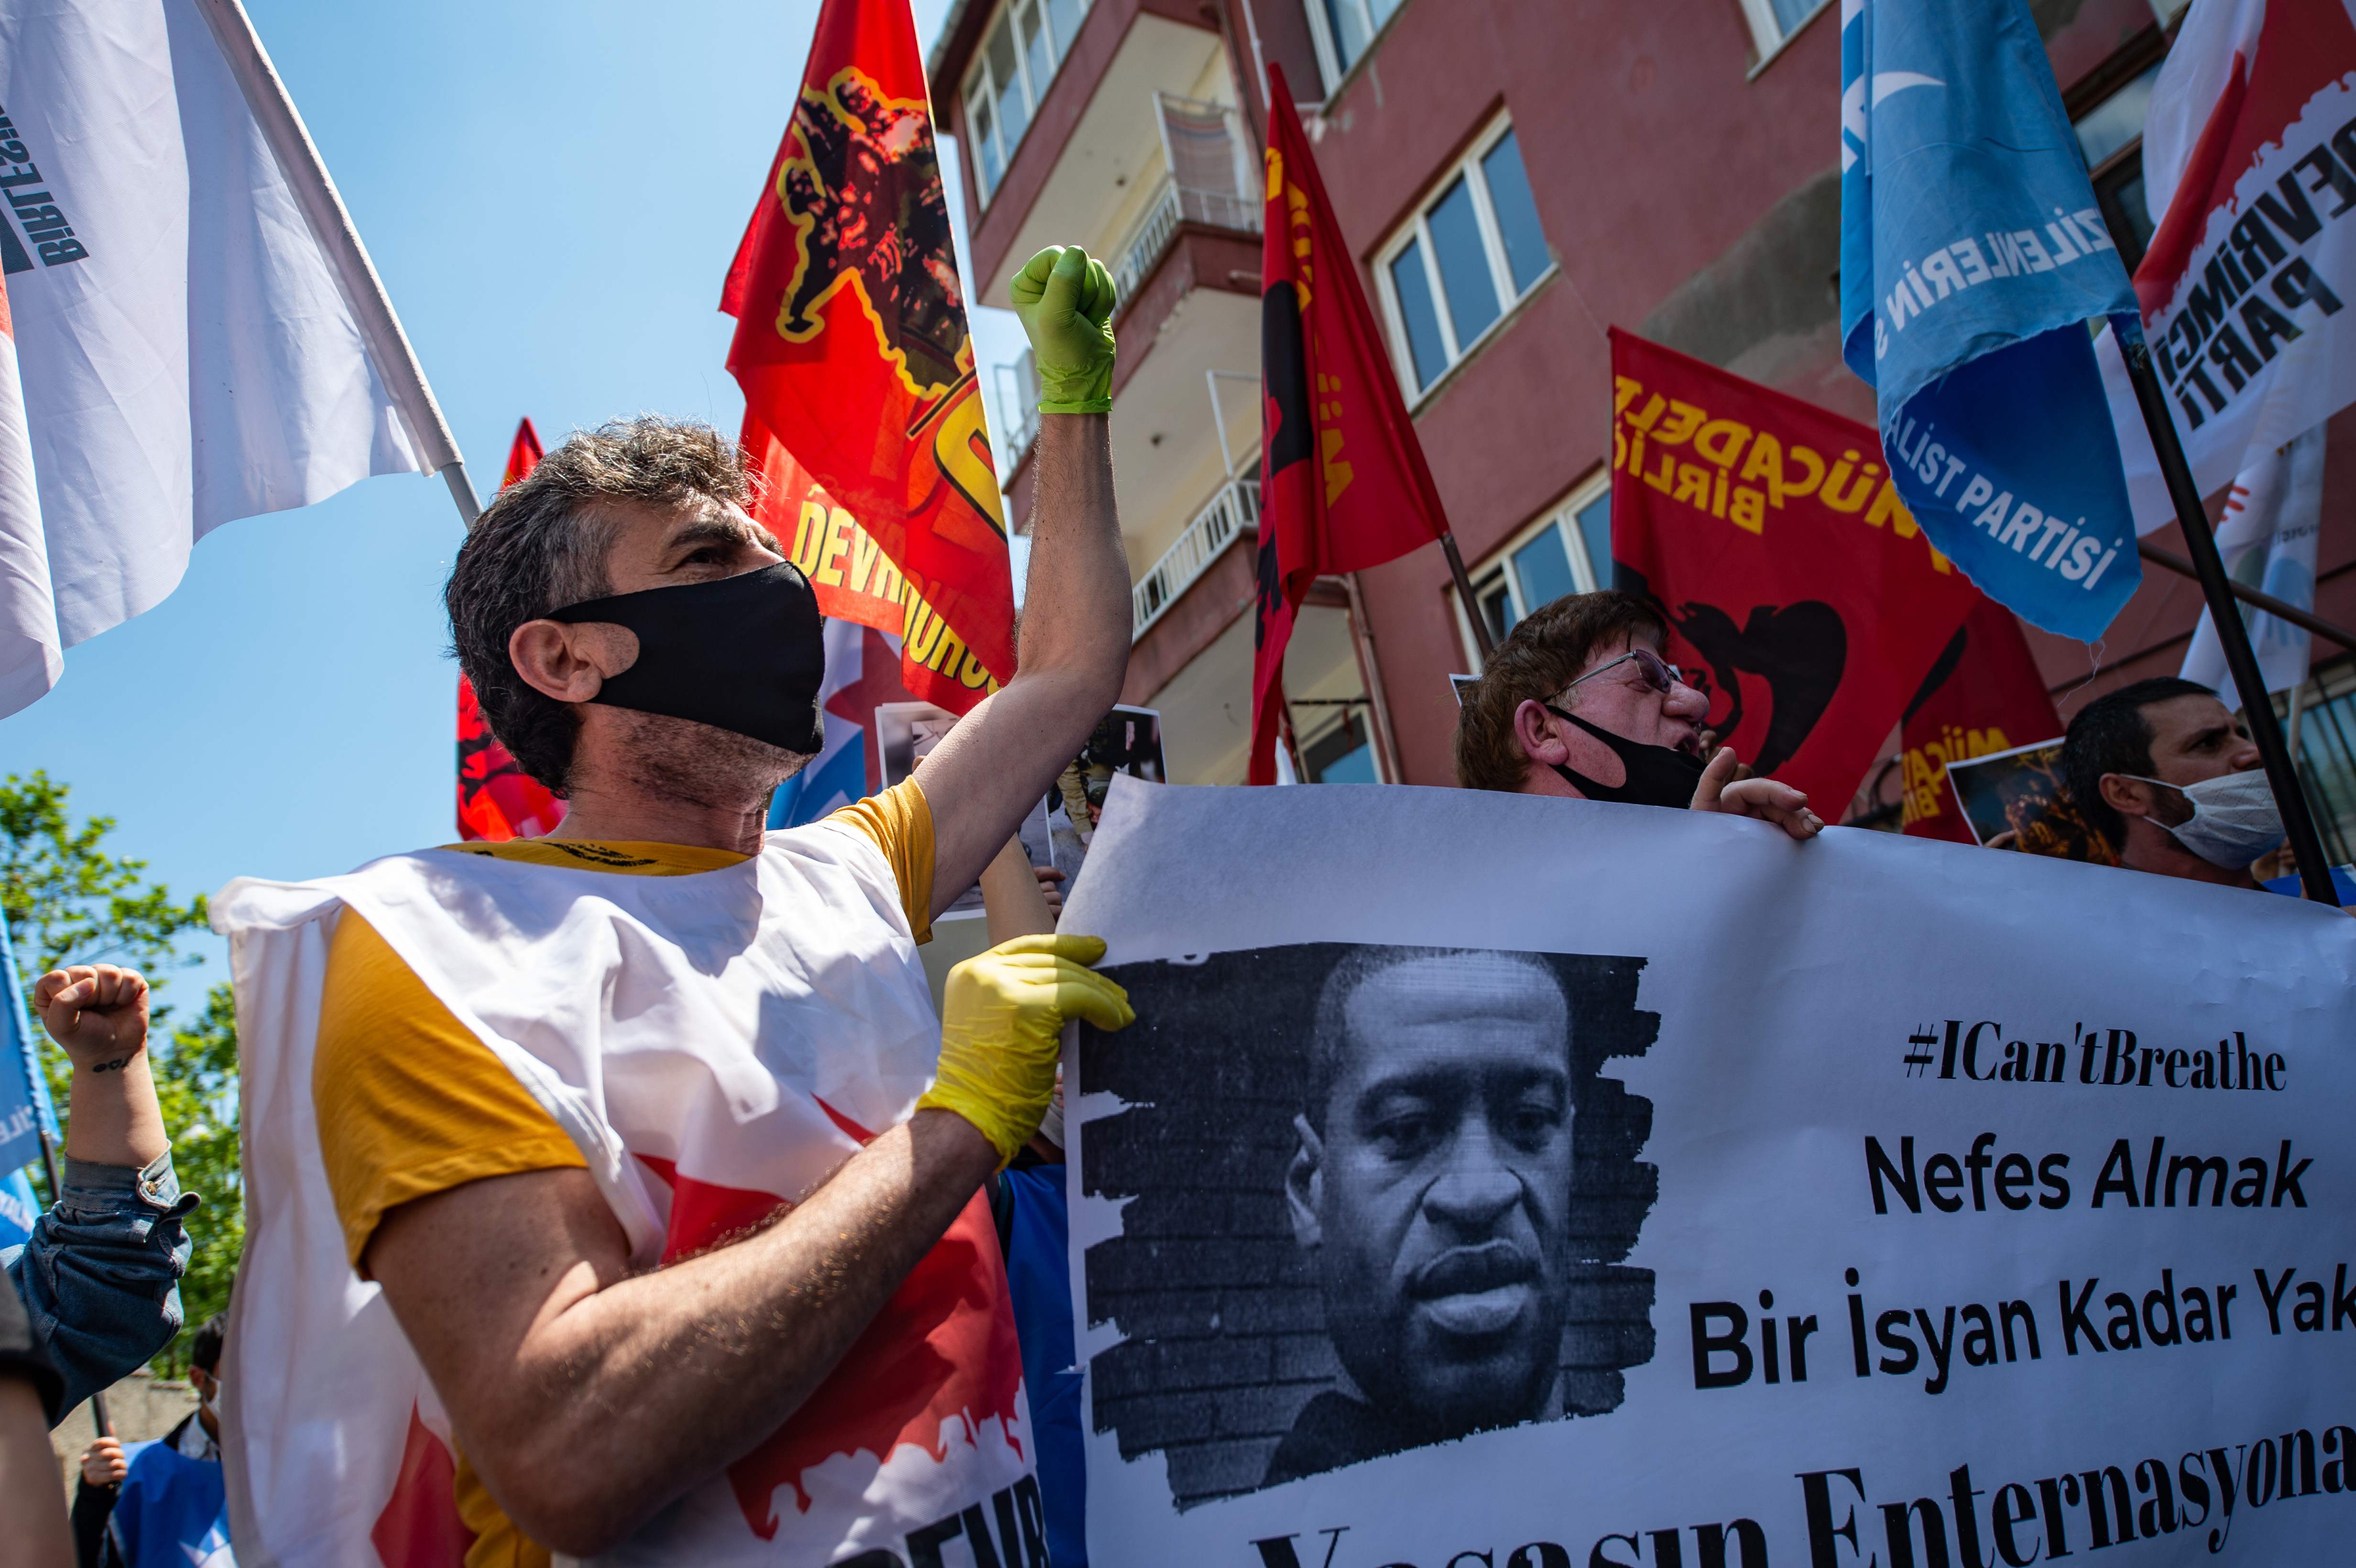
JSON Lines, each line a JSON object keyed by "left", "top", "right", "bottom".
{"left": 1839, "top": 0, "right": 2146, "bottom": 641}
{"left": 0, "top": 0, "right": 473, "bottom": 720}
{"left": 1608, "top": 329, "right": 1978, "bottom": 815}
{"left": 1251, "top": 62, "right": 1451, "bottom": 786}
{"left": 2100, "top": 0, "right": 2356, "bottom": 533}
{"left": 722, "top": 0, "right": 1014, "bottom": 719}
{"left": 457, "top": 418, "right": 568, "bottom": 843}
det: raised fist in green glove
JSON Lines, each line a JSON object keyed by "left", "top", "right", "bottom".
{"left": 1009, "top": 245, "right": 1118, "bottom": 414}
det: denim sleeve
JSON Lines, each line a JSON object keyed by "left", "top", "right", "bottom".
{"left": 1, "top": 1154, "right": 196, "bottom": 1423}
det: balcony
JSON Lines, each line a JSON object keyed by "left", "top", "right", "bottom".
{"left": 1109, "top": 96, "right": 1261, "bottom": 307}
{"left": 1132, "top": 473, "right": 1257, "bottom": 639}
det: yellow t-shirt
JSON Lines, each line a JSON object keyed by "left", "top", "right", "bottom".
{"left": 309, "top": 779, "right": 935, "bottom": 1568}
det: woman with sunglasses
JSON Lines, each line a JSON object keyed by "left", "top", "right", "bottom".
{"left": 1454, "top": 592, "right": 1824, "bottom": 840}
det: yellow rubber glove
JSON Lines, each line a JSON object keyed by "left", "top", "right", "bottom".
{"left": 1009, "top": 245, "right": 1118, "bottom": 414}
{"left": 918, "top": 933, "right": 1134, "bottom": 1165}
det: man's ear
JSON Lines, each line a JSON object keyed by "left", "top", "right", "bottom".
{"left": 2098, "top": 772, "right": 2153, "bottom": 821}
{"left": 1512, "top": 698, "right": 1567, "bottom": 767}
{"left": 508, "top": 620, "right": 640, "bottom": 705}
{"left": 190, "top": 1366, "right": 215, "bottom": 1399}
{"left": 1286, "top": 1114, "right": 1325, "bottom": 1252}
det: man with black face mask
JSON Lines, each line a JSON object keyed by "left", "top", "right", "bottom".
{"left": 1455, "top": 591, "right": 1823, "bottom": 839}
{"left": 213, "top": 247, "right": 1139, "bottom": 1566}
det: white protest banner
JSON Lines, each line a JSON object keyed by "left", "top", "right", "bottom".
{"left": 1062, "top": 780, "right": 2356, "bottom": 1568}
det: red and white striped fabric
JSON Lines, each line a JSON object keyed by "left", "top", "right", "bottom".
{"left": 2102, "top": 0, "right": 2356, "bottom": 530}
{"left": 212, "top": 826, "right": 1043, "bottom": 1567}
{"left": 0, "top": 269, "right": 54, "bottom": 715}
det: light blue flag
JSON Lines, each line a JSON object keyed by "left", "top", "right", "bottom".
{"left": 1840, "top": 0, "right": 2146, "bottom": 640}
{"left": 0, "top": 910, "right": 54, "bottom": 1179}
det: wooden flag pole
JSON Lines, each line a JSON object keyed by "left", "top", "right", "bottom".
{"left": 2119, "top": 336, "right": 2336, "bottom": 903}
{"left": 2135, "top": 540, "right": 2356, "bottom": 653}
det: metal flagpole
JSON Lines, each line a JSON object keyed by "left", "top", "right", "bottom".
{"left": 2136, "top": 541, "right": 2356, "bottom": 653}
{"left": 191, "top": 0, "right": 481, "bottom": 531}
{"left": 2118, "top": 337, "right": 2336, "bottom": 904}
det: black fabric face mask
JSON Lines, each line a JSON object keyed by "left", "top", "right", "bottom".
{"left": 1541, "top": 704, "right": 1705, "bottom": 809}
{"left": 548, "top": 563, "right": 826, "bottom": 754}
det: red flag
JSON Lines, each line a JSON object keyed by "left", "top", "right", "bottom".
{"left": 457, "top": 417, "right": 566, "bottom": 842}
{"left": 498, "top": 417, "right": 542, "bottom": 490}
{"left": 1610, "top": 329, "right": 1978, "bottom": 812}
{"left": 1251, "top": 62, "right": 1451, "bottom": 784}
{"left": 722, "top": 0, "right": 1010, "bottom": 716}
{"left": 1897, "top": 598, "right": 2064, "bottom": 842}
{"left": 742, "top": 412, "right": 1000, "bottom": 712}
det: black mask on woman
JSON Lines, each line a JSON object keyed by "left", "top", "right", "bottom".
{"left": 1541, "top": 704, "right": 1705, "bottom": 809}
{"left": 548, "top": 563, "right": 826, "bottom": 754}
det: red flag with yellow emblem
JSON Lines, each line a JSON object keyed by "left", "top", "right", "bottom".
{"left": 1897, "top": 597, "right": 2063, "bottom": 842}
{"left": 722, "top": 0, "right": 1011, "bottom": 716}
{"left": 1251, "top": 62, "right": 1451, "bottom": 784}
{"left": 457, "top": 418, "right": 567, "bottom": 842}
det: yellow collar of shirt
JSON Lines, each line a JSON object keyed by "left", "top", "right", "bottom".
{"left": 438, "top": 838, "right": 753, "bottom": 875}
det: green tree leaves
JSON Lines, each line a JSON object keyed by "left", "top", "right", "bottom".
{"left": 1, "top": 771, "right": 234, "bottom": 1376}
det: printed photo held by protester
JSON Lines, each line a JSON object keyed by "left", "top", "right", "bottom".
{"left": 2060, "top": 676, "right": 2291, "bottom": 891}
{"left": 1453, "top": 591, "right": 1823, "bottom": 839}
{"left": 2, "top": 965, "right": 196, "bottom": 1426}
{"left": 215, "top": 246, "right": 1140, "bottom": 1565}
{"left": 73, "top": 1313, "right": 229, "bottom": 1568}
{"left": 1076, "top": 940, "right": 1659, "bottom": 1507}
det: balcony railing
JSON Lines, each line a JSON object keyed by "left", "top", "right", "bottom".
{"left": 1133, "top": 474, "right": 1259, "bottom": 640}
{"left": 992, "top": 349, "right": 1039, "bottom": 470}
{"left": 1110, "top": 94, "right": 1262, "bottom": 307}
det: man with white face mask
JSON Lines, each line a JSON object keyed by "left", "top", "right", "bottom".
{"left": 2061, "top": 677, "right": 2286, "bottom": 890}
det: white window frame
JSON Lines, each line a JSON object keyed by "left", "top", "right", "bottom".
{"left": 1736, "top": 0, "right": 1835, "bottom": 76}
{"left": 962, "top": 0, "right": 1092, "bottom": 208}
{"left": 1451, "top": 471, "right": 1611, "bottom": 670}
{"left": 1302, "top": 0, "right": 1407, "bottom": 94}
{"left": 1373, "top": 115, "right": 1558, "bottom": 408}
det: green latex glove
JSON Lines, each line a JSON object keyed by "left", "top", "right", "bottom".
{"left": 1009, "top": 245, "right": 1118, "bottom": 414}
{"left": 916, "top": 933, "right": 1134, "bottom": 1165}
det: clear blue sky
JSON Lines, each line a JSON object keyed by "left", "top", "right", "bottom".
{"left": 0, "top": 0, "right": 1018, "bottom": 998}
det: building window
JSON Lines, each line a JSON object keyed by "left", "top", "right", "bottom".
{"left": 1375, "top": 120, "right": 1555, "bottom": 401}
{"left": 1463, "top": 477, "right": 1611, "bottom": 655}
{"left": 1300, "top": 706, "right": 1379, "bottom": 783}
{"left": 1305, "top": 0, "right": 1407, "bottom": 87}
{"left": 963, "top": 0, "right": 1091, "bottom": 206}
{"left": 2277, "top": 657, "right": 2356, "bottom": 868}
{"left": 2073, "top": 59, "right": 2164, "bottom": 270}
{"left": 1736, "top": 0, "right": 1832, "bottom": 64}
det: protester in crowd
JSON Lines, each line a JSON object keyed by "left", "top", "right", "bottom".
{"left": 2060, "top": 676, "right": 2286, "bottom": 890}
{"left": 1453, "top": 592, "right": 1823, "bottom": 838}
{"left": 219, "top": 245, "right": 1136, "bottom": 1563}
{"left": 72, "top": 1313, "right": 228, "bottom": 1568}
{"left": 2, "top": 965, "right": 196, "bottom": 1426}
{"left": 0, "top": 1265, "right": 72, "bottom": 1568}
{"left": 1272, "top": 947, "right": 1579, "bottom": 1484}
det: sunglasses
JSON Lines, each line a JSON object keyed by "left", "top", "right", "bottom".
{"left": 1560, "top": 646, "right": 1698, "bottom": 699}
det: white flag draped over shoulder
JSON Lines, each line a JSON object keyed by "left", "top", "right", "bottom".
{"left": 2098, "top": 0, "right": 2356, "bottom": 533}
{"left": 0, "top": 0, "right": 440, "bottom": 717}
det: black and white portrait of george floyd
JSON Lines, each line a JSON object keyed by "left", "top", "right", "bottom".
{"left": 1077, "top": 942, "right": 1660, "bottom": 1508}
